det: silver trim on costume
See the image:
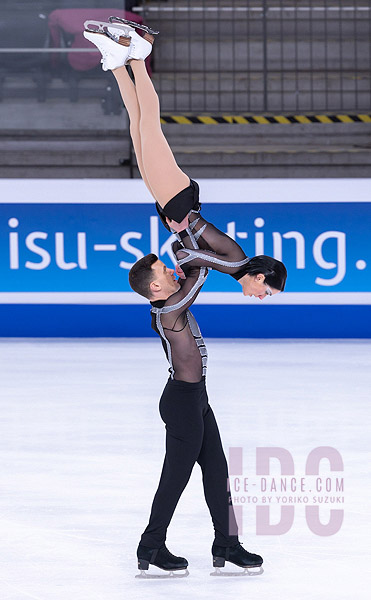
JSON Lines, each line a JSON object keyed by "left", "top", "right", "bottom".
{"left": 185, "top": 226, "right": 199, "bottom": 250}
{"left": 176, "top": 248, "right": 251, "bottom": 269}
{"left": 186, "top": 311, "right": 208, "bottom": 377}
{"left": 159, "top": 267, "right": 208, "bottom": 313}
{"left": 193, "top": 224, "right": 207, "bottom": 242}
{"left": 151, "top": 266, "right": 209, "bottom": 380}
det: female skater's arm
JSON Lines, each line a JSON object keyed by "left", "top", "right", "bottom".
{"left": 171, "top": 211, "right": 250, "bottom": 276}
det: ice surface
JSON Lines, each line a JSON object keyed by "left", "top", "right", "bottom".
{"left": 0, "top": 338, "right": 370, "bottom": 600}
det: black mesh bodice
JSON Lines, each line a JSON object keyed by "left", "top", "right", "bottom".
{"left": 150, "top": 265, "right": 208, "bottom": 383}
{"left": 150, "top": 208, "right": 250, "bottom": 383}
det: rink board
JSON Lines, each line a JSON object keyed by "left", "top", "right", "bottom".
{"left": 0, "top": 304, "right": 370, "bottom": 338}
{"left": 0, "top": 178, "right": 370, "bottom": 338}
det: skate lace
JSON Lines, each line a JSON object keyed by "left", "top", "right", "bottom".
{"left": 99, "top": 47, "right": 112, "bottom": 66}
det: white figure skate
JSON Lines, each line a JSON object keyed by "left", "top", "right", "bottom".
{"left": 109, "top": 16, "right": 157, "bottom": 62}
{"left": 83, "top": 23, "right": 132, "bottom": 71}
{"left": 84, "top": 20, "right": 156, "bottom": 68}
{"left": 108, "top": 17, "right": 159, "bottom": 61}
{"left": 126, "top": 30, "right": 153, "bottom": 62}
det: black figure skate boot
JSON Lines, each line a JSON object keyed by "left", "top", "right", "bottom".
{"left": 211, "top": 542, "right": 264, "bottom": 577}
{"left": 136, "top": 543, "right": 189, "bottom": 578}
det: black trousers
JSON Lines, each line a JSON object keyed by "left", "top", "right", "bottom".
{"left": 140, "top": 377, "right": 239, "bottom": 548}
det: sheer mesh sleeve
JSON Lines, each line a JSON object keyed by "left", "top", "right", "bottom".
{"left": 160, "top": 265, "right": 208, "bottom": 326}
{"left": 172, "top": 211, "right": 250, "bottom": 276}
{"left": 155, "top": 265, "right": 208, "bottom": 382}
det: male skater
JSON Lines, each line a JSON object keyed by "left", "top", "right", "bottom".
{"left": 128, "top": 229, "right": 265, "bottom": 577}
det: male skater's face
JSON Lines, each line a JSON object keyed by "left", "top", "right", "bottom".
{"left": 150, "top": 259, "right": 181, "bottom": 298}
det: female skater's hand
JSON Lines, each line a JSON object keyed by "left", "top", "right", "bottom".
{"left": 166, "top": 215, "right": 189, "bottom": 232}
{"left": 175, "top": 263, "right": 186, "bottom": 279}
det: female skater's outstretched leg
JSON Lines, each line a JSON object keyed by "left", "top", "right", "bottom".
{"left": 113, "top": 62, "right": 190, "bottom": 229}
{"left": 129, "top": 59, "right": 190, "bottom": 211}
{"left": 111, "top": 66, "right": 156, "bottom": 199}
{"left": 84, "top": 27, "right": 194, "bottom": 227}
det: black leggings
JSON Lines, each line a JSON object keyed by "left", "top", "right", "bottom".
{"left": 140, "top": 377, "right": 239, "bottom": 548}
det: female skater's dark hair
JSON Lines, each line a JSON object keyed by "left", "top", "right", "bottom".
{"left": 234, "top": 255, "right": 287, "bottom": 291}
{"left": 129, "top": 253, "right": 158, "bottom": 299}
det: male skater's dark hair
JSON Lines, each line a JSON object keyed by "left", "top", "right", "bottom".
{"left": 129, "top": 253, "right": 158, "bottom": 299}
{"left": 245, "top": 255, "right": 287, "bottom": 291}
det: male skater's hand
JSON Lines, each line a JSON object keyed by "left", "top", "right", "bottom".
{"left": 166, "top": 215, "right": 189, "bottom": 232}
{"left": 175, "top": 263, "right": 186, "bottom": 279}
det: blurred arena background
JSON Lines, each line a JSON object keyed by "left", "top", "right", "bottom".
{"left": 0, "top": 0, "right": 370, "bottom": 178}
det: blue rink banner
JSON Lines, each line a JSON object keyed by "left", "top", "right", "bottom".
{"left": 0, "top": 179, "right": 370, "bottom": 338}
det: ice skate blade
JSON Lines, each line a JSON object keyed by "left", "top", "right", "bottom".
{"left": 84, "top": 20, "right": 133, "bottom": 36}
{"left": 135, "top": 568, "right": 189, "bottom": 579}
{"left": 109, "top": 16, "right": 159, "bottom": 35}
{"left": 210, "top": 566, "right": 264, "bottom": 577}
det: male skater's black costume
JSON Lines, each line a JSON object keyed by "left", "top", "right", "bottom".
{"left": 138, "top": 207, "right": 263, "bottom": 573}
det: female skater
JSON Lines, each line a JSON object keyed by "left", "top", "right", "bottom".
{"left": 83, "top": 17, "right": 287, "bottom": 297}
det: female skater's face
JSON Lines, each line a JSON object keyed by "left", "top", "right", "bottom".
{"left": 241, "top": 274, "right": 280, "bottom": 300}
{"left": 150, "top": 260, "right": 181, "bottom": 298}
